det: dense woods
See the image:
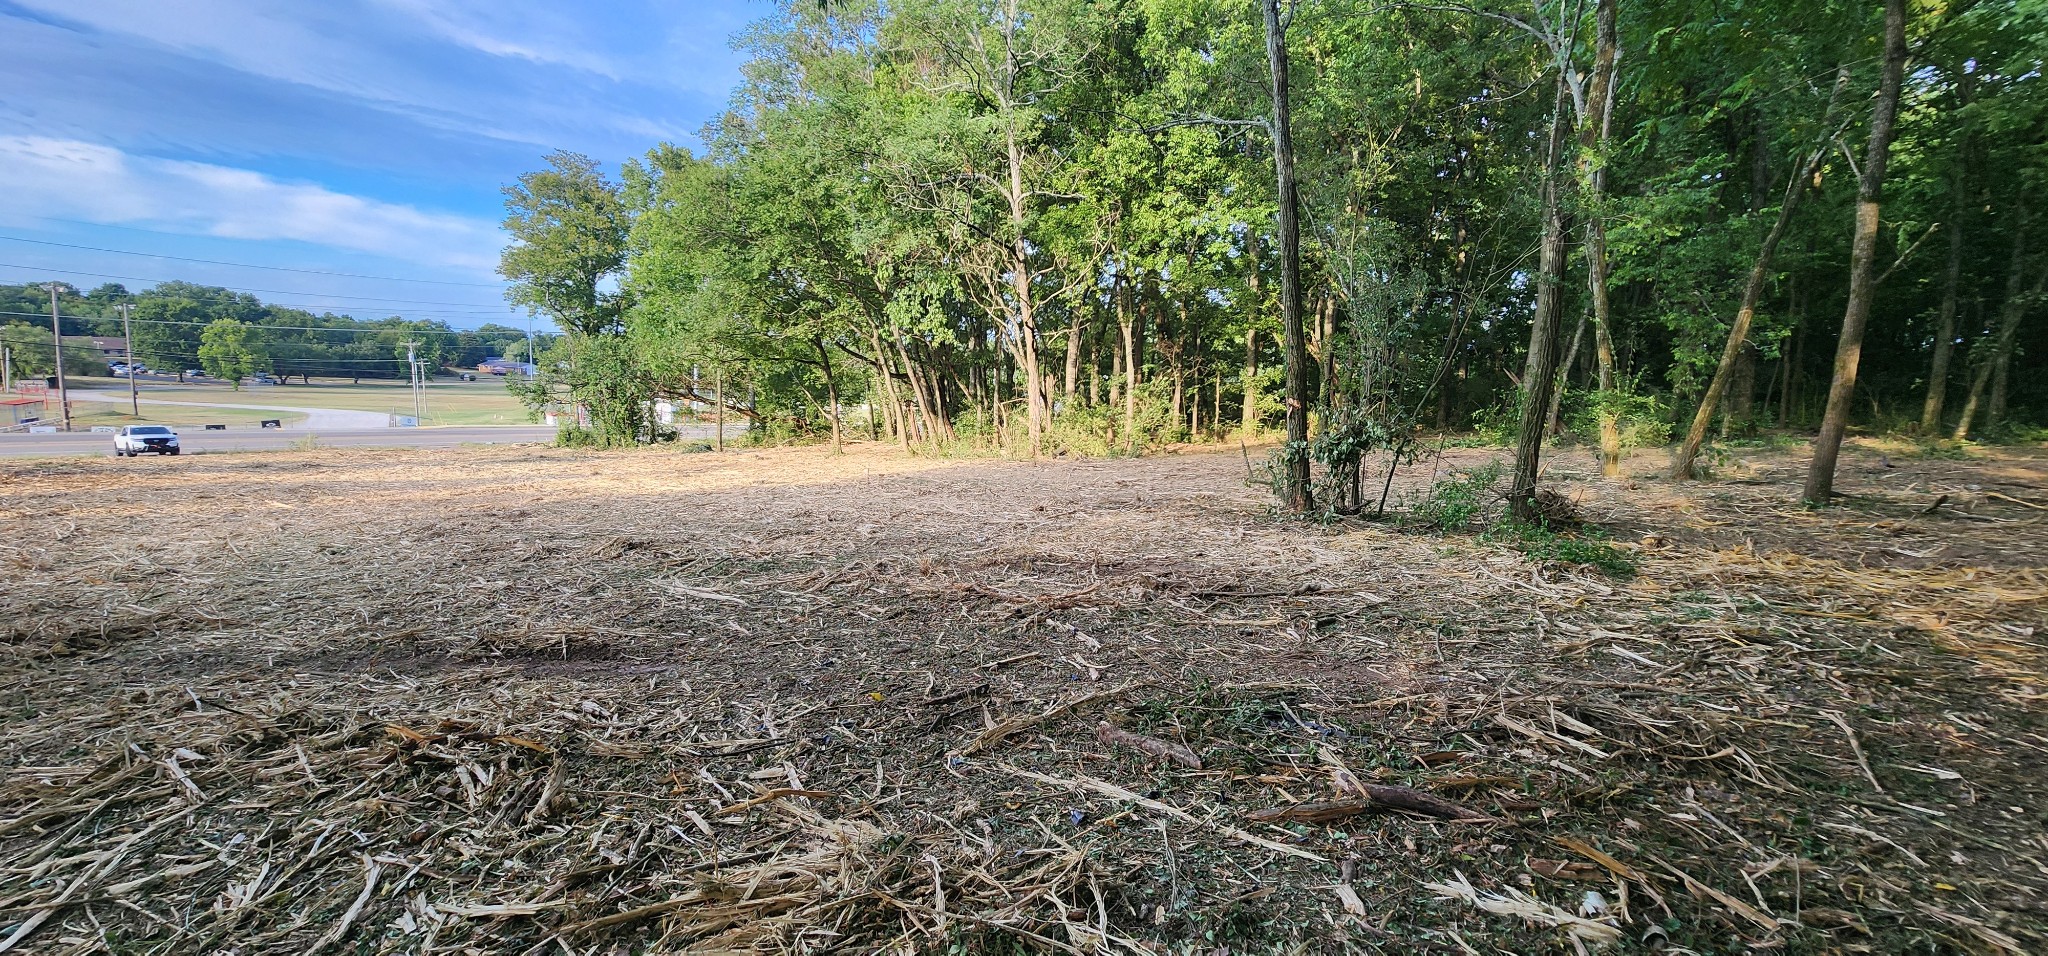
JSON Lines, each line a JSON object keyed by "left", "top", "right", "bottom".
{"left": 499, "top": 0, "right": 2048, "bottom": 507}
{"left": 0, "top": 282, "right": 543, "bottom": 383}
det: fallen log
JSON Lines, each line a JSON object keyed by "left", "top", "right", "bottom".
{"left": 1095, "top": 721, "right": 1203, "bottom": 769}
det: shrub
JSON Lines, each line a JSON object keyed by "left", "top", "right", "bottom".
{"left": 1401, "top": 460, "right": 1504, "bottom": 531}
{"left": 1484, "top": 518, "right": 1636, "bottom": 577}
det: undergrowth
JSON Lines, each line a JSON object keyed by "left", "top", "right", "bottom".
{"left": 1397, "top": 460, "right": 1635, "bottom": 576}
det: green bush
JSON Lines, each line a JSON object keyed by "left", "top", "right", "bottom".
{"left": 1468, "top": 395, "right": 1522, "bottom": 446}
{"left": 1570, "top": 388, "right": 1673, "bottom": 450}
{"left": 1484, "top": 518, "right": 1636, "bottom": 577}
{"left": 1400, "top": 460, "right": 1504, "bottom": 531}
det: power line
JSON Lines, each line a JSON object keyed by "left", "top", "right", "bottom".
{"left": 0, "top": 263, "right": 510, "bottom": 308}
{"left": 0, "top": 335, "right": 419, "bottom": 364}
{"left": 0, "top": 235, "right": 508, "bottom": 287}
{"left": 0, "top": 309, "right": 535, "bottom": 336}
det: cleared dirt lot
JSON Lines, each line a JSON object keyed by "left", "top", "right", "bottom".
{"left": 2, "top": 440, "right": 2044, "bottom": 953}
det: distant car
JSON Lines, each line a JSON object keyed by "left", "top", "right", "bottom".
{"left": 184, "top": 369, "right": 206, "bottom": 378}
{"left": 251, "top": 374, "right": 281, "bottom": 385}
{"left": 114, "top": 425, "right": 180, "bottom": 457}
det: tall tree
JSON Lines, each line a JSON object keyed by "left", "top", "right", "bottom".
{"left": 1804, "top": 0, "right": 1908, "bottom": 505}
{"left": 1264, "top": 0, "right": 1312, "bottom": 512}
{"left": 500, "top": 151, "right": 631, "bottom": 337}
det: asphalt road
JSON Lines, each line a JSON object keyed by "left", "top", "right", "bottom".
{"left": 0, "top": 426, "right": 561, "bottom": 458}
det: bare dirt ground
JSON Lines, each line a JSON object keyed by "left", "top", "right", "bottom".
{"left": 2, "top": 438, "right": 2044, "bottom": 954}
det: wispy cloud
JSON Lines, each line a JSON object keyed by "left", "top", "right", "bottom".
{"left": 5, "top": 0, "right": 728, "bottom": 151}
{"left": 0, "top": 137, "right": 502, "bottom": 273}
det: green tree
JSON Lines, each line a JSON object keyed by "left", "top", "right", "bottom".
{"left": 198, "top": 318, "right": 269, "bottom": 389}
{"left": 499, "top": 151, "right": 630, "bottom": 337}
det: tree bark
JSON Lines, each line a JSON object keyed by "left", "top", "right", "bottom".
{"left": 1510, "top": 82, "right": 1575, "bottom": 521}
{"left": 1265, "top": 0, "right": 1312, "bottom": 512}
{"left": 1804, "top": 0, "right": 1907, "bottom": 505}
{"left": 1063, "top": 306, "right": 1087, "bottom": 407}
{"left": 1121, "top": 276, "right": 1139, "bottom": 450}
{"left": 1242, "top": 326, "right": 1261, "bottom": 435}
{"left": 1579, "top": 0, "right": 1624, "bottom": 478}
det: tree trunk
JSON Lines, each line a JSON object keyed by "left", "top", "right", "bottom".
{"left": 1954, "top": 217, "right": 2041, "bottom": 440}
{"left": 1265, "top": 0, "right": 1312, "bottom": 512}
{"left": 1547, "top": 311, "right": 1587, "bottom": 435}
{"left": 1922, "top": 205, "right": 1965, "bottom": 433}
{"left": 815, "top": 338, "right": 842, "bottom": 452}
{"left": 1579, "top": 0, "right": 1624, "bottom": 478}
{"left": 1922, "top": 74, "right": 1973, "bottom": 433}
{"left": 1121, "top": 278, "right": 1139, "bottom": 450}
{"left": 1063, "top": 307, "right": 1086, "bottom": 407}
{"left": 1672, "top": 69, "right": 1842, "bottom": 478}
{"left": 1804, "top": 0, "right": 1907, "bottom": 504}
{"left": 1241, "top": 326, "right": 1261, "bottom": 435}
{"left": 1510, "top": 82, "right": 1575, "bottom": 521}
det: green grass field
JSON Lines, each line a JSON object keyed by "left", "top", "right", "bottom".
{"left": 64, "top": 375, "right": 534, "bottom": 426}
{"left": 67, "top": 404, "right": 309, "bottom": 429}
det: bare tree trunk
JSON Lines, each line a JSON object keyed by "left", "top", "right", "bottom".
{"left": 1121, "top": 277, "right": 1139, "bottom": 450}
{"left": 1547, "top": 311, "right": 1587, "bottom": 435}
{"left": 1063, "top": 307, "right": 1086, "bottom": 407}
{"left": 1672, "top": 69, "right": 1843, "bottom": 477}
{"left": 1265, "top": 0, "right": 1312, "bottom": 512}
{"left": 1954, "top": 219, "right": 2041, "bottom": 440}
{"left": 1212, "top": 370, "right": 1222, "bottom": 439}
{"left": 1089, "top": 312, "right": 1105, "bottom": 407}
{"left": 1510, "top": 82, "right": 1574, "bottom": 521}
{"left": 1241, "top": 326, "right": 1260, "bottom": 434}
{"left": 871, "top": 329, "right": 910, "bottom": 449}
{"left": 1923, "top": 208, "right": 1965, "bottom": 432}
{"left": 1319, "top": 294, "right": 1338, "bottom": 410}
{"left": 1804, "top": 0, "right": 1906, "bottom": 504}
{"left": 1580, "top": 0, "right": 1624, "bottom": 478}
{"left": 815, "top": 339, "right": 842, "bottom": 452}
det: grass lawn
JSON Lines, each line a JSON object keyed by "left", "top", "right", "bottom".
{"left": 67, "top": 404, "right": 308, "bottom": 429}
{"left": 69, "top": 375, "right": 534, "bottom": 425}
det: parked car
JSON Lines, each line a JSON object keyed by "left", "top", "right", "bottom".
{"left": 109, "top": 363, "right": 130, "bottom": 375}
{"left": 184, "top": 369, "right": 206, "bottom": 378}
{"left": 250, "top": 374, "right": 281, "bottom": 385}
{"left": 113, "top": 425, "right": 180, "bottom": 457}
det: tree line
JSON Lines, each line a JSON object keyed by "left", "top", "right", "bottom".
{"left": 0, "top": 282, "right": 544, "bottom": 386}
{"left": 497, "top": 0, "right": 2047, "bottom": 508}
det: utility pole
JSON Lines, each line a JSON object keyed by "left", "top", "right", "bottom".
{"left": 48, "top": 283, "right": 71, "bottom": 431}
{"left": 121, "top": 302, "right": 138, "bottom": 418}
{"left": 405, "top": 340, "right": 425, "bottom": 422}
{"left": 2, "top": 345, "right": 11, "bottom": 393}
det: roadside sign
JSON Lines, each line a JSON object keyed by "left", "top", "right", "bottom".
{"left": 28, "top": 425, "right": 56, "bottom": 434}
{"left": 393, "top": 416, "right": 419, "bottom": 427}
{"left": 89, "top": 426, "right": 115, "bottom": 434}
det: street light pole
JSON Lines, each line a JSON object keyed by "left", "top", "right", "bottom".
{"left": 48, "top": 283, "right": 71, "bottom": 431}
{"left": 121, "top": 302, "right": 138, "bottom": 418}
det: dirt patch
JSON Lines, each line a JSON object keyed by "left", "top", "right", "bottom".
{"left": 2, "top": 439, "right": 2044, "bottom": 953}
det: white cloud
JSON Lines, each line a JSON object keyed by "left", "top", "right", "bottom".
{"left": 5, "top": 0, "right": 719, "bottom": 150}
{"left": 371, "top": 0, "right": 625, "bottom": 79}
{"left": 0, "top": 137, "right": 502, "bottom": 273}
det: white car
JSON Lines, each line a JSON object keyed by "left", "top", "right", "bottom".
{"left": 114, "top": 424, "right": 181, "bottom": 456}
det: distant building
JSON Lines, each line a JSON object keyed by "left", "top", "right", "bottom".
{"left": 477, "top": 357, "right": 537, "bottom": 376}
{"left": 88, "top": 336, "right": 129, "bottom": 357}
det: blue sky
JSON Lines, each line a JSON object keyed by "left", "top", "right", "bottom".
{"left": 0, "top": 0, "right": 761, "bottom": 327}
